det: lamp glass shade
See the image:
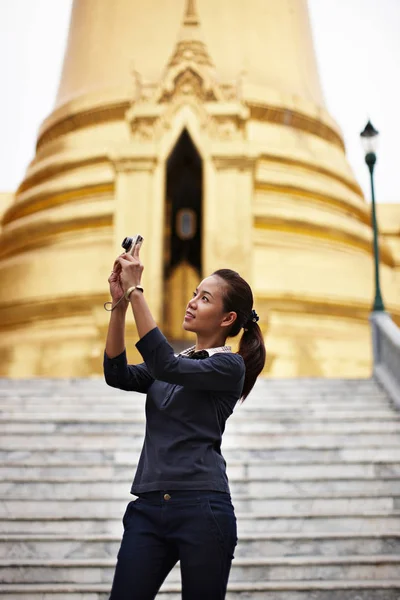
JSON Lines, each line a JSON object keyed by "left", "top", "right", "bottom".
{"left": 360, "top": 120, "right": 379, "bottom": 156}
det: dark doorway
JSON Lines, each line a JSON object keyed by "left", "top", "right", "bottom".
{"left": 164, "top": 130, "right": 203, "bottom": 340}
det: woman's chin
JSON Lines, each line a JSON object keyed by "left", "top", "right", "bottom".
{"left": 182, "top": 319, "right": 195, "bottom": 332}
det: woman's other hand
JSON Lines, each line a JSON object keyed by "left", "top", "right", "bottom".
{"left": 108, "top": 258, "right": 129, "bottom": 310}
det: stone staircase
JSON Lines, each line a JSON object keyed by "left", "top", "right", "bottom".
{"left": 1, "top": 377, "right": 400, "bottom": 599}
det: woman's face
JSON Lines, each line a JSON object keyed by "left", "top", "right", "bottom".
{"left": 183, "top": 275, "right": 236, "bottom": 335}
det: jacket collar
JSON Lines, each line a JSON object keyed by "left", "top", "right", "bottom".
{"left": 179, "top": 344, "right": 232, "bottom": 358}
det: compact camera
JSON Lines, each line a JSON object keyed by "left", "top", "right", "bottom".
{"left": 121, "top": 235, "right": 144, "bottom": 255}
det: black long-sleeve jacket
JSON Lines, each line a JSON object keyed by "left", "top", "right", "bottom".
{"left": 103, "top": 327, "right": 245, "bottom": 494}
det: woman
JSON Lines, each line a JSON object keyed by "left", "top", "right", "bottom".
{"left": 104, "top": 243, "right": 266, "bottom": 600}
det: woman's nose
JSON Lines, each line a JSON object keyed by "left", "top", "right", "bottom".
{"left": 188, "top": 297, "right": 197, "bottom": 309}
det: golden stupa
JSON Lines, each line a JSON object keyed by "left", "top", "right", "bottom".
{"left": 0, "top": 0, "right": 399, "bottom": 378}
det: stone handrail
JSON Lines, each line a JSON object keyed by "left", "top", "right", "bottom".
{"left": 370, "top": 311, "right": 400, "bottom": 408}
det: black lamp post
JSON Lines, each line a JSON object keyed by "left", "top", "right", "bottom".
{"left": 360, "top": 120, "right": 385, "bottom": 312}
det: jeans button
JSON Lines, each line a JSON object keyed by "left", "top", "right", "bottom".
{"left": 163, "top": 493, "right": 171, "bottom": 501}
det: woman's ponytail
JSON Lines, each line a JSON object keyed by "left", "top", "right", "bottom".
{"left": 212, "top": 269, "right": 266, "bottom": 400}
{"left": 238, "top": 323, "right": 266, "bottom": 400}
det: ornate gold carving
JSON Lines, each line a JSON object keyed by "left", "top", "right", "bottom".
{"left": 212, "top": 156, "right": 256, "bottom": 171}
{"left": 209, "top": 116, "right": 244, "bottom": 141}
{"left": 159, "top": 67, "right": 218, "bottom": 104}
{"left": 128, "top": 0, "right": 221, "bottom": 111}
{"left": 129, "top": 115, "right": 158, "bottom": 142}
{"left": 168, "top": 41, "right": 214, "bottom": 70}
{"left": 159, "top": 95, "right": 210, "bottom": 136}
{"left": 130, "top": 66, "right": 143, "bottom": 103}
{"left": 112, "top": 157, "right": 157, "bottom": 172}
{"left": 174, "top": 69, "right": 203, "bottom": 98}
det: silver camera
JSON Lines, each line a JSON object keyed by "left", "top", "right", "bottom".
{"left": 121, "top": 235, "right": 144, "bottom": 256}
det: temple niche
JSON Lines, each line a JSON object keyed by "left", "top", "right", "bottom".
{"left": 0, "top": 0, "right": 399, "bottom": 377}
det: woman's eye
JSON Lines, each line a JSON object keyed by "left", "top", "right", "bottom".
{"left": 192, "top": 291, "right": 196, "bottom": 298}
{"left": 202, "top": 296, "right": 209, "bottom": 302}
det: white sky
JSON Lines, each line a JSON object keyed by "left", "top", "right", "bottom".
{"left": 1, "top": 0, "right": 400, "bottom": 204}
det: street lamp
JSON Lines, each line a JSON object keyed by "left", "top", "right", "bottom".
{"left": 360, "top": 120, "right": 385, "bottom": 312}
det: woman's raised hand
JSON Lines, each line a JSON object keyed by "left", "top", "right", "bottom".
{"left": 116, "top": 242, "right": 144, "bottom": 294}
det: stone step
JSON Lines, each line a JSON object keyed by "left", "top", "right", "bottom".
{"left": 3, "top": 403, "right": 393, "bottom": 417}
{"left": 1, "top": 580, "right": 400, "bottom": 600}
{"left": 2, "top": 532, "right": 400, "bottom": 559}
{"left": 4, "top": 469, "right": 400, "bottom": 502}
{"left": 2, "top": 498, "right": 399, "bottom": 520}
{"left": 3, "top": 400, "right": 393, "bottom": 412}
{"left": 3, "top": 446, "right": 400, "bottom": 465}
{"left": 2, "top": 555, "right": 400, "bottom": 584}
{"left": 1, "top": 459, "right": 400, "bottom": 480}
{"left": 0, "top": 377, "right": 382, "bottom": 388}
{"left": 2, "top": 432, "right": 400, "bottom": 449}
{"left": 0, "top": 391, "right": 390, "bottom": 401}
{"left": 2, "top": 419, "right": 400, "bottom": 435}
{"left": 1, "top": 408, "right": 398, "bottom": 420}
{"left": 0, "top": 391, "right": 391, "bottom": 403}
{"left": 0, "top": 385, "right": 391, "bottom": 395}
{"left": 0, "top": 390, "right": 389, "bottom": 400}
{"left": 1, "top": 393, "right": 390, "bottom": 405}
{"left": 1, "top": 514, "right": 399, "bottom": 535}
{"left": 2, "top": 478, "right": 400, "bottom": 499}
{"left": 224, "top": 447, "right": 400, "bottom": 462}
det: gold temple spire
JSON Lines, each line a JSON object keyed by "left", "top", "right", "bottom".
{"left": 184, "top": 0, "right": 199, "bottom": 25}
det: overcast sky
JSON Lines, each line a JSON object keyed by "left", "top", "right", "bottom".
{"left": 1, "top": 0, "right": 400, "bottom": 204}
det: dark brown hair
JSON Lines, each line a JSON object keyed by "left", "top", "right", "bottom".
{"left": 213, "top": 269, "right": 266, "bottom": 400}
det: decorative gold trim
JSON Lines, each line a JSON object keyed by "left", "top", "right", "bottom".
{"left": 256, "top": 293, "right": 400, "bottom": 325}
{"left": 0, "top": 293, "right": 108, "bottom": 330}
{"left": 0, "top": 215, "right": 112, "bottom": 260}
{"left": 250, "top": 104, "right": 344, "bottom": 151}
{"left": 254, "top": 216, "right": 395, "bottom": 267}
{"left": 17, "top": 156, "right": 108, "bottom": 195}
{"left": 258, "top": 153, "right": 363, "bottom": 198}
{"left": 255, "top": 181, "right": 368, "bottom": 225}
{"left": 33, "top": 99, "right": 344, "bottom": 158}
{"left": 3, "top": 183, "right": 113, "bottom": 226}
{"left": 36, "top": 103, "right": 128, "bottom": 151}
{"left": 111, "top": 157, "right": 158, "bottom": 173}
{"left": 212, "top": 156, "right": 256, "bottom": 170}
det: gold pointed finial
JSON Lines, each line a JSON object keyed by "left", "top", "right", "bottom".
{"left": 184, "top": 0, "right": 199, "bottom": 25}
{"left": 167, "top": 0, "right": 214, "bottom": 70}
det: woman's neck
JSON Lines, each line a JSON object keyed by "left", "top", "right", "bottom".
{"left": 195, "top": 333, "right": 227, "bottom": 352}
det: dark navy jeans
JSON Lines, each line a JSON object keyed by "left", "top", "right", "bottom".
{"left": 109, "top": 490, "right": 238, "bottom": 600}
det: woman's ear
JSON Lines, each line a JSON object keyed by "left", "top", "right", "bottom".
{"left": 221, "top": 311, "right": 237, "bottom": 329}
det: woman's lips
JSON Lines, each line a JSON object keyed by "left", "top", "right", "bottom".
{"left": 184, "top": 312, "right": 195, "bottom": 320}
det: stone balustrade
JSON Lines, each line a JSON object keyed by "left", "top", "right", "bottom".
{"left": 370, "top": 311, "right": 400, "bottom": 408}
